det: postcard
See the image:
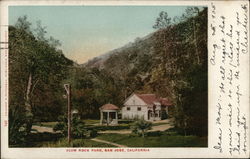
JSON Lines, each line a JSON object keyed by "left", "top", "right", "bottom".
{"left": 0, "top": 0, "right": 249, "bottom": 158}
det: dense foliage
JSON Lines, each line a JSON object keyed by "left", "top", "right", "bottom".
{"left": 68, "top": 67, "right": 123, "bottom": 119}
{"left": 9, "top": 16, "right": 73, "bottom": 144}
{"left": 53, "top": 115, "right": 97, "bottom": 138}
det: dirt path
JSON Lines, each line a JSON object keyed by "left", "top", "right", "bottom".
{"left": 99, "top": 119, "right": 174, "bottom": 134}
{"left": 32, "top": 124, "right": 173, "bottom": 134}
{"left": 149, "top": 123, "right": 173, "bottom": 132}
{"left": 91, "top": 138, "right": 127, "bottom": 147}
{"left": 99, "top": 129, "right": 131, "bottom": 134}
{"left": 32, "top": 119, "right": 174, "bottom": 134}
{"left": 32, "top": 125, "right": 56, "bottom": 133}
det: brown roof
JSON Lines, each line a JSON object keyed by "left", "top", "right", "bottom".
{"left": 135, "top": 94, "right": 172, "bottom": 106}
{"left": 136, "top": 94, "right": 158, "bottom": 105}
{"left": 100, "top": 104, "right": 119, "bottom": 110}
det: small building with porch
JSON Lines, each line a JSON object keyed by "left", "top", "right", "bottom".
{"left": 121, "top": 93, "right": 172, "bottom": 121}
{"left": 99, "top": 103, "right": 119, "bottom": 125}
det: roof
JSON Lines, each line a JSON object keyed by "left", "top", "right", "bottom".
{"left": 100, "top": 104, "right": 119, "bottom": 110}
{"left": 159, "top": 98, "right": 172, "bottom": 106}
{"left": 135, "top": 93, "right": 172, "bottom": 106}
{"left": 136, "top": 94, "right": 158, "bottom": 105}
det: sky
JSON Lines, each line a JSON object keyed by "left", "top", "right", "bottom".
{"left": 9, "top": 6, "right": 192, "bottom": 64}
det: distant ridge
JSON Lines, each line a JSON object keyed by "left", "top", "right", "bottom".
{"left": 81, "top": 32, "right": 154, "bottom": 69}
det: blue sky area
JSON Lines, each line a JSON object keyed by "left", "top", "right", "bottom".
{"left": 9, "top": 6, "right": 197, "bottom": 63}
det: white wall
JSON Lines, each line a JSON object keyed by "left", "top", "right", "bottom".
{"left": 122, "top": 105, "right": 148, "bottom": 120}
{"left": 122, "top": 94, "right": 166, "bottom": 121}
{"left": 124, "top": 94, "right": 145, "bottom": 106}
{"left": 122, "top": 94, "right": 148, "bottom": 120}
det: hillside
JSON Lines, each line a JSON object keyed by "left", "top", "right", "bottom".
{"left": 82, "top": 33, "right": 153, "bottom": 69}
{"left": 83, "top": 8, "right": 207, "bottom": 96}
{"left": 75, "top": 7, "right": 208, "bottom": 136}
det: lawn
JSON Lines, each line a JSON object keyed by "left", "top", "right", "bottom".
{"left": 35, "top": 119, "right": 118, "bottom": 128}
{"left": 42, "top": 138, "right": 115, "bottom": 147}
{"left": 27, "top": 119, "right": 207, "bottom": 148}
{"left": 30, "top": 133, "right": 207, "bottom": 147}
{"left": 35, "top": 119, "right": 171, "bottom": 127}
{"left": 34, "top": 120, "right": 100, "bottom": 128}
{"left": 10, "top": 132, "right": 63, "bottom": 147}
{"left": 10, "top": 131, "right": 115, "bottom": 147}
{"left": 87, "top": 124, "right": 131, "bottom": 131}
{"left": 83, "top": 119, "right": 100, "bottom": 125}
{"left": 34, "top": 120, "right": 136, "bottom": 130}
{"left": 11, "top": 129, "right": 207, "bottom": 148}
{"left": 96, "top": 133, "right": 207, "bottom": 147}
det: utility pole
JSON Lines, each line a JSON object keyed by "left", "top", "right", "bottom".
{"left": 64, "top": 84, "right": 71, "bottom": 144}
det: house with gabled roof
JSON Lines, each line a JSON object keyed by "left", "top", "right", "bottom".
{"left": 121, "top": 93, "right": 173, "bottom": 121}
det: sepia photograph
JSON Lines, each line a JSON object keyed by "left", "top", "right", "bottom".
{"left": 7, "top": 5, "right": 208, "bottom": 148}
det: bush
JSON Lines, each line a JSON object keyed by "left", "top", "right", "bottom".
{"left": 9, "top": 106, "right": 29, "bottom": 145}
{"left": 89, "top": 129, "right": 98, "bottom": 138}
{"left": 131, "top": 120, "right": 152, "bottom": 138}
{"left": 53, "top": 122, "right": 65, "bottom": 132}
{"left": 53, "top": 115, "right": 92, "bottom": 138}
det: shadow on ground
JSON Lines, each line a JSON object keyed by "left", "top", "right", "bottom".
{"left": 10, "top": 132, "right": 63, "bottom": 147}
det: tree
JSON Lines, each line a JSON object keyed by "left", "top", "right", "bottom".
{"left": 54, "top": 114, "right": 98, "bottom": 139}
{"left": 9, "top": 16, "right": 73, "bottom": 144}
{"left": 53, "top": 114, "right": 87, "bottom": 138}
{"left": 153, "top": 11, "right": 172, "bottom": 29}
{"left": 131, "top": 120, "right": 152, "bottom": 138}
{"left": 14, "top": 15, "right": 32, "bottom": 34}
{"left": 150, "top": 8, "right": 208, "bottom": 136}
{"left": 152, "top": 11, "right": 173, "bottom": 77}
{"left": 183, "top": 7, "right": 200, "bottom": 19}
{"left": 34, "top": 20, "right": 47, "bottom": 41}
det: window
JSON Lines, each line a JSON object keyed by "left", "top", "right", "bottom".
{"left": 127, "top": 107, "right": 130, "bottom": 111}
{"left": 137, "top": 107, "right": 141, "bottom": 111}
